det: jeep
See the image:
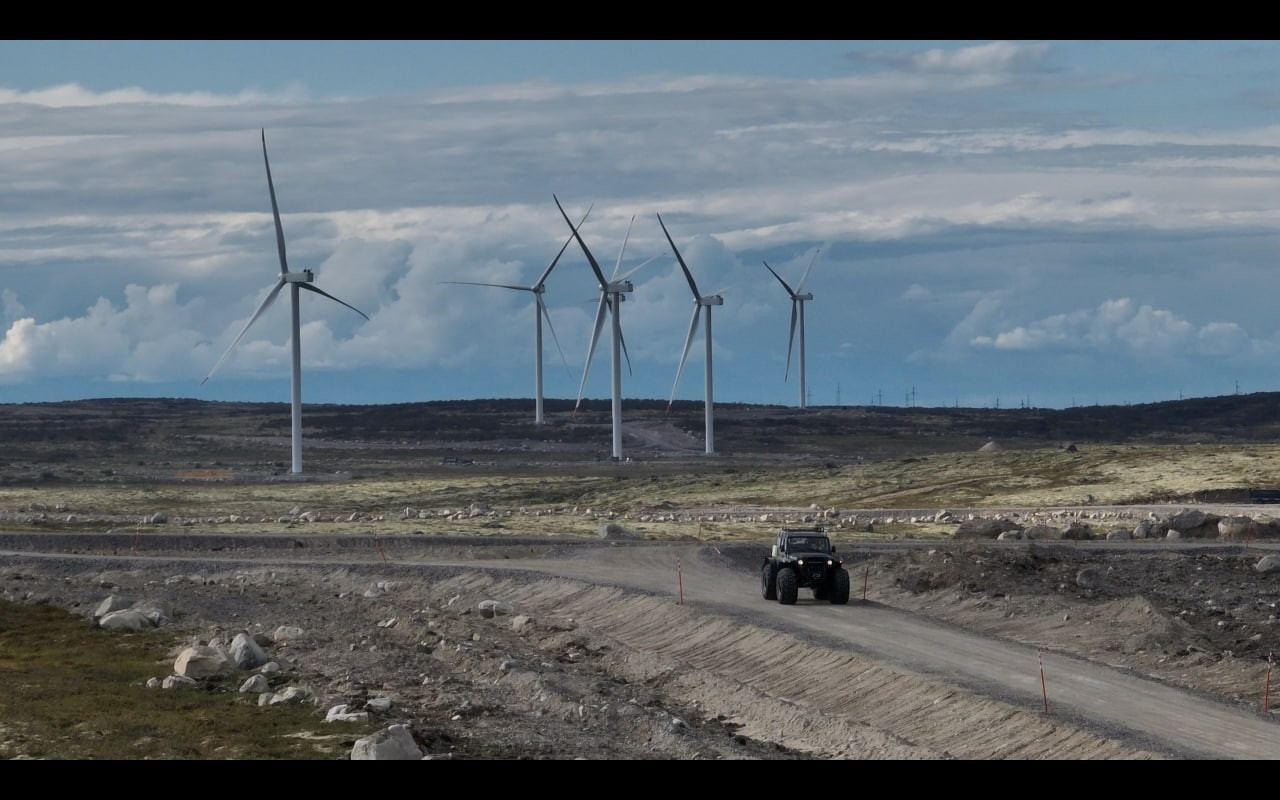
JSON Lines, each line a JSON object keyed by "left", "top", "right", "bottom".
{"left": 761, "top": 527, "right": 850, "bottom": 605}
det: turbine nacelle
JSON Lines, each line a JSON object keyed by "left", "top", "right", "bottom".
{"left": 284, "top": 270, "right": 316, "bottom": 284}
{"left": 795, "top": 292, "right": 813, "bottom": 302}
{"left": 700, "top": 295, "right": 724, "bottom": 307}
{"left": 606, "top": 280, "right": 634, "bottom": 294}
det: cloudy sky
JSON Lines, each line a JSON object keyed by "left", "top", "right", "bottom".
{"left": 3, "top": 39, "right": 1280, "bottom": 412}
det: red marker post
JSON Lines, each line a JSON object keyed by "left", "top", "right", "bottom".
{"left": 1039, "top": 650, "right": 1049, "bottom": 713}
{"left": 677, "top": 557, "right": 684, "bottom": 605}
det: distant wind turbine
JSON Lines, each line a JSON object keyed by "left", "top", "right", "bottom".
{"left": 764, "top": 248, "right": 819, "bottom": 409}
{"left": 441, "top": 205, "right": 590, "bottom": 424}
{"left": 202, "top": 129, "right": 369, "bottom": 475}
{"left": 554, "top": 194, "right": 655, "bottom": 461}
{"left": 658, "top": 212, "right": 722, "bottom": 455}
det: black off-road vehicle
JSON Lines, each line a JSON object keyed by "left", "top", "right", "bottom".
{"left": 761, "top": 527, "right": 850, "bottom": 605}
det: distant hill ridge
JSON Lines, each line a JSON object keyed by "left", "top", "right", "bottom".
{"left": 2, "top": 392, "right": 1279, "bottom": 448}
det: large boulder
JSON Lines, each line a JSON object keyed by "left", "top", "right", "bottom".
{"left": 953, "top": 518, "right": 1022, "bottom": 540}
{"left": 1063, "top": 521, "right": 1095, "bottom": 540}
{"left": 1218, "top": 516, "right": 1255, "bottom": 541}
{"left": 173, "top": 645, "right": 235, "bottom": 679}
{"left": 351, "top": 724, "right": 424, "bottom": 760}
{"left": 229, "top": 632, "right": 269, "bottom": 669}
{"left": 1023, "top": 525, "right": 1062, "bottom": 540}
{"left": 98, "top": 609, "right": 156, "bottom": 631}
{"left": 93, "top": 594, "right": 132, "bottom": 622}
{"left": 1165, "top": 509, "right": 1221, "bottom": 539}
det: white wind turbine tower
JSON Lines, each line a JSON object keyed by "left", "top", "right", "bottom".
{"left": 658, "top": 212, "right": 722, "bottom": 455}
{"left": 764, "top": 248, "right": 819, "bottom": 409}
{"left": 554, "top": 194, "right": 653, "bottom": 461}
{"left": 441, "top": 206, "right": 590, "bottom": 424}
{"left": 202, "top": 129, "right": 369, "bottom": 475}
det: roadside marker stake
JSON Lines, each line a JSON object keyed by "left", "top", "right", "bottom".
{"left": 1039, "top": 650, "right": 1049, "bottom": 713}
{"left": 375, "top": 535, "right": 388, "bottom": 564}
{"left": 677, "top": 557, "right": 684, "bottom": 605}
{"left": 1266, "top": 651, "right": 1273, "bottom": 713}
{"left": 863, "top": 563, "right": 869, "bottom": 601}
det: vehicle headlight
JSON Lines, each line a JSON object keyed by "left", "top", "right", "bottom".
{"left": 797, "top": 558, "right": 805, "bottom": 566}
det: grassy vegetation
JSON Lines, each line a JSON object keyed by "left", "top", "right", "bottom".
{"left": 0, "top": 600, "right": 376, "bottom": 760}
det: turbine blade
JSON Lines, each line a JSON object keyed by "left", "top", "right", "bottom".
{"left": 796, "top": 247, "right": 820, "bottom": 293}
{"left": 668, "top": 305, "right": 701, "bottom": 411}
{"left": 201, "top": 278, "right": 285, "bottom": 384}
{"left": 538, "top": 294, "right": 574, "bottom": 380}
{"left": 554, "top": 194, "right": 607, "bottom": 288}
{"left": 441, "top": 281, "right": 530, "bottom": 292}
{"left": 576, "top": 294, "right": 609, "bottom": 411}
{"left": 657, "top": 212, "right": 700, "bottom": 299}
{"left": 298, "top": 282, "right": 371, "bottom": 321}
{"left": 620, "top": 254, "right": 659, "bottom": 282}
{"left": 612, "top": 215, "right": 636, "bottom": 280}
{"left": 617, "top": 304, "right": 633, "bottom": 377}
{"left": 785, "top": 299, "right": 798, "bottom": 381}
{"left": 261, "top": 129, "right": 289, "bottom": 275}
{"left": 763, "top": 260, "right": 796, "bottom": 297}
{"left": 537, "top": 205, "right": 592, "bottom": 288}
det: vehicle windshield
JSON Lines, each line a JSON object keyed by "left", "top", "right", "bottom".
{"left": 787, "top": 536, "right": 830, "bottom": 553}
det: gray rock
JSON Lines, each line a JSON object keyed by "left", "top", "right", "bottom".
{"left": 1063, "top": 521, "right": 1094, "bottom": 540}
{"left": 173, "top": 645, "right": 234, "bottom": 678}
{"left": 1076, "top": 567, "right": 1105, "bottom": 590}
{"left": 98, "top": 609, "right": 155, "bottom": 631}
{"left": 598, "top": 522, "right": 641, "bottom": 540}
{"left": 351, "top": 724, "right": 424, "bottom": 760}
{"left": 230, "top": 632, "right": 268, "bottom": 669}
{"left": 953, "top": 518, "right": 1022, "bottom": 540}
{"left": 1218, "top": 516, "right": 1254, "bottom": 540}
{"left": 1166, "top": 509, "right": 1221, "bottom": 538}
{"left": 326, "top": 704, "right": 371, "bottom": 723}
{"left": 478, "top": 599, "right": 515, "bottom": 618}
{"left": 263, "top": 686, "right": 311, "bottom": 706}
{"left": 1023, "top": 524, "right": 1062, "bottom": 540}
{"left": 272, "top": 625, "right": 305, "bottom": 642}
{"left": 93, "top": 594, "right": 131, "bottom": 621}
{"left": 1133, "top": 520, "right": 1161, "bottom": 539}
{"left": 1254, "top": 555, "right": 1280, "bottom": 574}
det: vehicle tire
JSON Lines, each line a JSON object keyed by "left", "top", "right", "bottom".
{"left": 777, "top": 567, "right": 798, "bottom": 605}
{"left": 761, "top": 564, "right": 777, "bottom": 600}
{"left": 829, "top": 567, "right": 851, "bottom": 605}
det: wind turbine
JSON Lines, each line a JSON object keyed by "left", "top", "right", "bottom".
{"left": 441, "top": 206, "right": 590, "bottom": 425}
{"left": 764, "top": 248, "right": 819, "bottom": 409}
{"left": 554, "top": 194, "right": 652, "bottom": 461}
{"left": 658, "top": 212, "right": 722, "bottom": 455}
{"left": 202, "top": 128, "right": 369, "bottom": 475}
